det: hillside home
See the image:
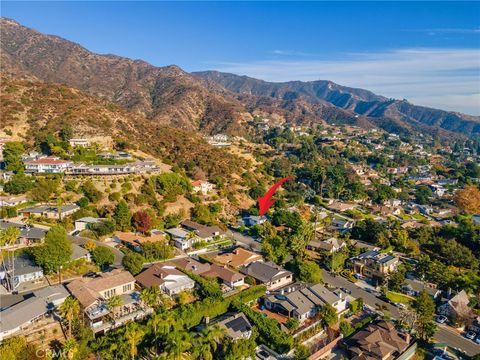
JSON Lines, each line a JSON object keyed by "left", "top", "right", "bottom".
{"left": 24, "top": 156, "right": 73, "bottom": 173}
{"left": 67, "top": 269, "right": 149, "bottom": 333}
{"left": 346, "top": 320, "right": 411, "bottom": 360}
{"left": 19, "top": 204, "right": 80, "bottom": 220}
{"left": 307, "top": 237, "right": 346, "bottom": 253}
{"left": 263, "top": 283, "right": 347, "bottom": 323}
{"left": 201, "top": 263, "right": 245, "bottom": 288}
{"left": 328, "top": 201, "right": 357, "bottom": 212}
{"left": 401, "top": 279, "right": 441, "bottom": 299}
{"left": 68, "top": 138, "right": 90, "bottom": 147}
{"left": 213, "top": 312, "right": 252, "bottom": 341}
{"left": 0, "top": 194, "right": 30, "bottom": 207}
{"left": 191, "top": 180, "right": 214, "bottom": 195}
{"left": 241, "top": 261, "right": 293, "bottom": 290}
{"left": 112, "top": 231, "right": 166, "bottom": 252}
{"left": 213, "top": 248, "right": 263, "bottom": 268}
{"left": 0, "top": 255, "right": 44, "bottom": 292}
{"left": 0, "top": 220, "right": 47, "bottom": 249}
{"left": 74, "top": 217, "right": 106, "bottom": 232}
{"left": 135, "top": 263, "right": 195, "bottom": 296}
{"left": 438, "top": 290, "right": 472, "bottom": 323}
{"left": 71, "top": 243, "right": 92, "bottom": 263}
{"left": 350, "top": 251, "right": 399, "bottom": 284}
{"left": 0, "top": 285, "right": 69, "bottom": 341}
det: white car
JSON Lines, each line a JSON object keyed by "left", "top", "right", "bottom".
{"left": 465, "top": 331, "right": 476, "bottom": 340}
{"left": 395, "top": 303, "right": 406, "bottom": 310}
{"left": 435, "top": 315, "right": 447, "bottom": 324}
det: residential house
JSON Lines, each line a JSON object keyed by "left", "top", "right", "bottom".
{"left": 135, "top": 263, "right": 195, "bottom": 296}
{"left": 112, "top": 232, "right": 166, "bottom": 252}
{"left": 74, "top": 217, "right": 106, "bottom": 232}
{"left": 438, "top": 290, "right": 472, "bottom": 323}
{"left": 401, "top": 279, "right": 441, "bottom": 299}
{"left": 0, "top": 285, "right": 69, "bottom": 341}
{"left": 170, "top": 257, "right": 211, "bottom": 275}
{"left": 191, "top": 180, "right": 214, "bottom": 195}
{"left": 329, "top": 218, "right": 355, "bottom": 232}
{"left": 0, "top": 194, "right": 30, "bottom": 207}
{"left": 66, "top": 269, "right": 150, "bottom": 333}
{"left": 24, "top": 156, "right": 73, "bottom": 173}
{"left": 71, "top": 243, "right": 92, "bottom": 263}
{"left": 201, "top": 263, "right": 245, "bottom": 288}
{"left": 165, "top": 227, "right": 192, "bottom": 250}
{"left": 0, "top": 220, "right": 47, "bottom": 249}
{"left": 350, "top": 251, "right": 399, "bottom": 283}
{"left": 242, "top": 215, "right": 267, "bottom": 226}
{"left": 19, "top": 204, "right": 80, "bottom": 220}
{"left": 213, "top": 248, "right": 263, "bottom": 269}
{"left": 307, "top": 237, "right": 346, "bottom": 253}
{"left": 213, "top": 312, "right": 252, "bottom": 341}
{"left": 68, "top": 138, "right": 90, "bottom": 147}
{"left": 345, "top": 320, "right": 411, "bottom": 360}
{"left": 0, "top": 255, "right": 44, "bottom": 292}
{"left": 263, "top": 283, "right": 347, "bottom": 323}
{"left": 241, "top": 261, "right": 293, "bottom": 290}
{"left": 328, "top": 202, "right": 357, "bottom": 212}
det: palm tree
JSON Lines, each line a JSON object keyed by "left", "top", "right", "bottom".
{"left": 125, "top": 323, "right": 145, "bottom": 360}
{"left": 106, "top": 294, "right": 123, "bottom": 321}
{"left": 193, "top": 325, "right": 226, "bottom": 360}
{"left": 0, "top": 227, "right": 20, "bottom": 292}
{"left": 61, "top": 337, "right": 78, "bottom": 360}
{"left": 59, "top": 296, "right": 80, "bottom": 338}
{"left": 140, "top": 286, "right": 163, "bottom": 309}
{"left": 165, "top": 329, "right": 192, "bottom": 360}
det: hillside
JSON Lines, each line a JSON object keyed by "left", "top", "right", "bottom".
{"left": 0, "top": 78, "right": 248, "bottom": 180}
{"left": 194, "top": 71, "right": 480, "bottom": 136}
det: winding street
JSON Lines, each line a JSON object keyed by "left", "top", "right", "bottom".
{"left": 68, "top": 235, "right": 124, "bottom": 268}
{"left": 321, "top": 270, "right": 480, "bottom": 357}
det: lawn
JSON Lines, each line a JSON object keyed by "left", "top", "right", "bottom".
{"left": 386, "top": 290, "right": 414, "bottom": 305}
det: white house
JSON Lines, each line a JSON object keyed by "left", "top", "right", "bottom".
{"left": 191, "top": 180, "right": 214, "bottom": 195}
{"left": 74, "top": 217, "right": 106, "bottom": 232}
{"left": 24, "top": 157, "right": 73, "bottom": 174}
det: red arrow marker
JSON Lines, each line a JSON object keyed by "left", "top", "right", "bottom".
{"left": 258, "top": 176, "right": 295, "bottom": 216}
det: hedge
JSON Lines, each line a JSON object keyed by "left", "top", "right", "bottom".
{"left": 173, "top": 285, "right": 267, "bottom": 329}
{"left": 232, "top": 301, "right": 294, "bottom": 353}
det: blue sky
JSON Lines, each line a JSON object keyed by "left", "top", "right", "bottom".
{"left": 2, "top": 1, "right": 480, "bottom": 114}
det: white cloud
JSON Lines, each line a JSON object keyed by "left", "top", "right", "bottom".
{"left": 213, "top": 48, "right": 480, "bottom": 115}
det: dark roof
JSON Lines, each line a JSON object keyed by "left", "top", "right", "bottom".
{"left": 0, "top": 220, "right": 47, "bottom": 240}
{"left": 241, "top": 261, "right": 291, "bottom": 283}
{"left": 181, "top": 220, "right": 205, "bottom": 231}
{"left": 6, "top": 255, "right": 43, "bottom": 276}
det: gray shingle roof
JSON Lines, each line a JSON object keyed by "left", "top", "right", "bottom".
{"left": 241, "top": 261, "right": 291, "bottom": 283}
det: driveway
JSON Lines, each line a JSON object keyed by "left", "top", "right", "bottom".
{"left": 68, "top": 235, "right": 124, "bottom": 268}
{"left": 321, "top": 270, "right": 480, "bottom": 356}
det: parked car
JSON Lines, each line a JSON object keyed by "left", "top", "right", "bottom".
{"left": 435, "top": 315, "right": 448, "bottom": 324}
{"left": 465, "top": 331, "right": 476, "bottom": 340}
{"left": 341, "top": 287, "right": 352, "bottom": 294}
{"left": 475, "top": 336, "right": 480, "bottom": 344}
{"left": 395, "top": 303, "right": 406, "bottom": 310}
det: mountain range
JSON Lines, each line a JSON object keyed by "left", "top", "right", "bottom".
{"left": 1, "top": 17, "right": 479, "bottom": 138}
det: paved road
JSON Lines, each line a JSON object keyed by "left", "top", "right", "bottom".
{"left": 322, "top": 270, "right": 480, "bottom": 356}
{"left": 69, "top": 235, "right": 124, "bottom": 268}
{"left": 227, "top": 228, "right": 262, "bottom": 251}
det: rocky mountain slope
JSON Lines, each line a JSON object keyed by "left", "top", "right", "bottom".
{"left": 194, "top": 71, "right": 480, "bottom": 136}
{"left": 1, "top": 17, "right": 479, "bottom": 137}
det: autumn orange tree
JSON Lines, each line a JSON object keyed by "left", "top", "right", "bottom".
{"left": 454, "top": 185, "right": 480, "bottom": 214}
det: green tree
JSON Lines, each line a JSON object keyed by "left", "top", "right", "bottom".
{"left": 319, "top": 304, "right": 338, "bottom": 328}
{"left": 122, "top": 252, "right": 145, "bottom": 275}
{"left": 61, "top": 337, "right": 78, "bottom": 360}
{"left": 293, "top": 344, "right": 310, "bottom": 360}
{"left": 59, "top": 296, "right": 80, "bottom": 338}
{"left": 412, "top": 290, "right": 437, "bottom": 342}
{"left": 140, "top": 286, "right": 164, "bottom": 309}
{"left": 31, "top": 226, "right": 72, "bottom": 281}
{"left": 0, "top": 227, "right": 21, "bottom": 292}
{"left": 285, "top": 317, "right": 300, "bottom": 331}
{"left": 193, "top": 325, "right": 226, "bottom": 360}
{"left": 113, "top": 200, "right": 132, "bottom": 231}
{"left": 294, "top": 260, "right": 322, "bottom": 284}
{"left": 3, "top": 142, "right": 25, "bottom": 173}
{"left": 106, "top": 294, "right": 123, "bottom": 320}
{"left": 91, "top": 246, "right": 115, "bottom": 269}
{"left": 125, "top": 323, "right": 144, "bottom": 360}
{"left": 4, "top": 173, "right": 34, "bottom": 194}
